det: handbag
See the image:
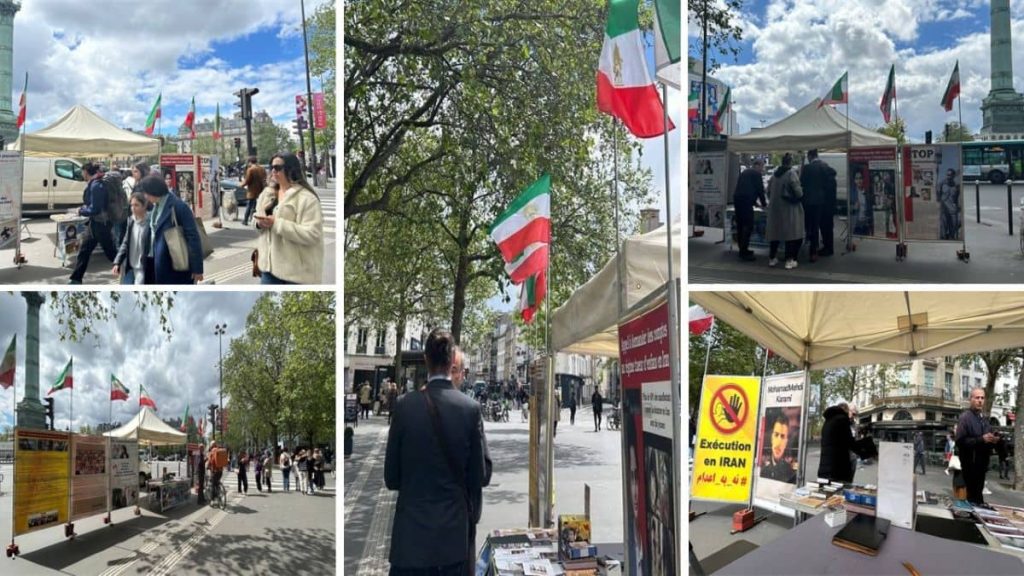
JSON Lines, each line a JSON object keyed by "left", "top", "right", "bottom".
{"left": 164, "top": 206, "right": 190, "bottom": 272}
{"left": 422, "top": 389, "right": 476, "bottom": 575}
{"left": 251, "top": 249, "right": 261, "bottom": 277}
{"left": 195, "top": 216, "right": 214, "bottom": 259}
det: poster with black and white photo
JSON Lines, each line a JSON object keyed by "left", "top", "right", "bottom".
{"left": 902, "top": 144, "right": 963, "bottom": 241}
{"left": 754, "top": 372, "right": 805, "bottom": 511}
{"left": 108, "top": 439, "right": 139, "bottom": 511}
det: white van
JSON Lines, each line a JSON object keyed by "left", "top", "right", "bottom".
{"left": 819, "top": 153, "right": 849, "bottom": 212}
{"left": 21, "top": 157, "right": 86, "bottom": 211}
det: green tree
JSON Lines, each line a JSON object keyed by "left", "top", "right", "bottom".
{"left": 307, "top": 1, "right": 336, "bottom": 165}
{"left": 31, "top": 291, "right": 175, "bottom": 343}
{"left": 688, "top": 0, "right": 746, "bottom": 72}
{"left": 938, "top": 122, "right": 974, "bottom": 143}
{"left": 957, "top": 351, "right": 1019, "bottom": 414}
{"left": 254, "top": 122, "right": 295, "bottom": 164}
{"left": 1013, "top": 351, "right": 1024, "bottom": 491}
{"left": 878, "top": 119, "right": 907, "bottom": 145}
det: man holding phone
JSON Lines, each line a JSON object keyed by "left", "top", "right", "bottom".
{"left": 956, "top": 388, "right": 998, "bottom": 505}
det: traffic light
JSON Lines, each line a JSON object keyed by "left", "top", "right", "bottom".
{"left": 925, "top": 130, "right": 933, "bottom": 144}
{"left": 45, "top": 398, "right": 55, "bottom": 430}
{"left": 233, "top": 137, "right": 241, "bottom": 149}
{"left": 234, "top": 88, "right": 260, "bottom": 120}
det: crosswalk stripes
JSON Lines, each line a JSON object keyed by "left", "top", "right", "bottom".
{"left": 321, "top": 196, "right": 337, "bottom": 234}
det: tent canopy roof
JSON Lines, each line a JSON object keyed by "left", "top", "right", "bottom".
{"left": 104, "top": 407, "right": 187, "bottom": 446}
{"left": 11, "top": 104, "right": 161, "bottom": 158}
{"left": 691, "top": 292, "right": 1024, "bottom": 371}
{"left": 726, "top": 98, "right": 897, "bottom": 153}
{"left": 551, "top": 222, "right": 681, "bottom": 357}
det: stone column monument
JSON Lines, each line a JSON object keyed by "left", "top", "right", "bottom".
{"left": 0, "top": 0, "right": 19, "bottom": 146}
{"left": 15, "top": 291, "right": 46, "bottom": 429}
{"left": 981, "top": 0, "right": 1024, "bottom": 135}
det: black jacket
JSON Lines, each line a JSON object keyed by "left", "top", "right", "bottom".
{"left": 956, "top": 409, "right": 993, "bottom": 472}
{"left": 818, "top": 405, "right": 858, "bottom": 483}
{"left": 385, "top": 378, "right": 492, "bottom": 568}
{"left": 734, "top": 167, "right": 767, "bottom": 211}
{"left": 800, "top": 159, "right": 837, "bottom": 207}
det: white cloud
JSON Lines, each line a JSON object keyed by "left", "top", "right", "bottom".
{"left": 712, "top": 0, "right": 1019, "bottom": 140}
{"left": 11, "top": 0, "right": 333, "bottom": 132}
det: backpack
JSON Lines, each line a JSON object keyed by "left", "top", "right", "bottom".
{"left": 103, "top": 172, "right": 128, "bottom": 222}
{"left": 211, "top": 447, "right": 228, "bottom": 469}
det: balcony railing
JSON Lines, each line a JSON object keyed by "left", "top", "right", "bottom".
{"left": 866, "top": 386, "right": 962, "bottom": 409}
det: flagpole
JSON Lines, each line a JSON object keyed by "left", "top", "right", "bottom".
{"left": 893, "top": 67, "right": 904, "bottom": 247}
{"left": 136, "top": 385, "right": 140, "bottom": 516}
{"left": 67, "top": 358, "right": 73, "bottom": 537}
{"left": 15, "top": 72, "right": 27, "bottom": 267}
{"left": 106, "top": 375, "right": 112, "bottom": 524}
{"left": 543, "top": 178, "right": 554, "bottom": 528}
{"left": 957, "top": 63, "right": 966, "bottom": 254}
{"left": 9, "top": 336, "right": 15, "bottom": 552}
{"left": 747, "top": 348, "right": 771, "bottom": 511}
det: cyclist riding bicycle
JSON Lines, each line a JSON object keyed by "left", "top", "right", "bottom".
{"left": 206, "top": 441, "right": 227, "bottom": 505}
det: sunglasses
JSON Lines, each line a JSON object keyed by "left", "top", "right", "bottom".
{"left": 271, "top": 164, "right": 286, "bottom": 172}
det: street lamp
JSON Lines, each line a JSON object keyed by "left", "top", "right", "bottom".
{"left": 214, "top": 323, "right": 226, "bottom": 442}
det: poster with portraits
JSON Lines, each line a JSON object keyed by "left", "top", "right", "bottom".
{"left": 109, "top": 439, "right": 139, "bottom": 511}
{"left": 619, "top": 289, "right": 677, "bottom": 576}
{"left": 71, "top": 435, "right": 108, "bottom": 521}
{"left": 753, "top": 372, "right": 806, "bottom": 514}
{"left": 55, "top": 216, "right": 88, "bottom": 264}
{"left": 160, "top": 154, "right": 199, "bottom": 209}
{"left": 848, "top": 147, "right": 899, "bottom": 240}
{"left": 13, "top": 429, "right": 70, "bottom": 535}
{"left": 691, "top": 151, "right": 727, "bottom": 228}
{"left": 0, "top": 151, "right": 22, "bottom": 251}
{"left": 902, "top": 144, "right": 963, "bottom": 241}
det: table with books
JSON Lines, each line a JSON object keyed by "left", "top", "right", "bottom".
{"left": 479, "top": 516, "right": 624, "bottom": 576}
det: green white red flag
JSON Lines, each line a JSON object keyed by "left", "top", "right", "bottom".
{"left": 941, "top": 61, "right": 960, "bottom": 112}
{"left": 213, "top": 103, "right": 222, "bottom": 140}
{"left": 519, "top": 271, "right": 547, "bottom": 324}
{"left": 47, "top": 358, "right": 72, "bottom": 395}
{"left": 184, "top": 96, "right": 196, "bottom": 140}
{"left": 713, "top": 87, "right": 731, "bottom": 133}
{"left": 489, "top": 174, "right": 551, "bottom": 283}
{"left": 818, "top": 71, "right": 848, "bottom": 108}
{"left": 180, "top": 405, "right": 190, "bottom": 432}
{"left": 653, "top": 0, "right": 680, "bottom": 89}
{"left": 145, "top": 93, "right": 161, "bottom": 135}
{"left": 880, "top": 64, "right": 896, "bottom": 123}
{"left": 15, "top": 73, "right": 27, "bottom": 130}
{"left": 0, "top": 335, "right": 15, "bottom": 390}
{"left": 140, "top": 383, "right": 157, "bottom": 411}
{"left": 110, "top": 374, "right": 129, "bottom": 401}
{"left": 596, "top": 0, "right": 674, "bottom": 138}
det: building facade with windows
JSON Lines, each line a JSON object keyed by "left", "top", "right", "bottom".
{"left": 344, "top": 319, "right": 428, "bottom": 395}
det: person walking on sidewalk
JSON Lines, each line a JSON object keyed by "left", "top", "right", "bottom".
{"left": 69, "top": 162, "right": 119, "bottom": 284}
{"left": 262, "top": 451, "right": 273, "bottom": 493}
{"left": 254, "top": 451, "right": 264, "bottom": 492}
{"left": 569, "top": 389, "right": 577, "bottom": 425}
{"left": 359, "top": 382, "right": 373, "bottom": 420}
{"left": 295, "top": 449, "right": 308, "bottom": 494}
{"left": 241, "top": 156, "right": 266, "bottom": 227}
{"left": 553, "top": 390, "right": 562, "bottom": 438}
{"left": 279, "top": 448, "right": 293, "bottom": 492}
{"left": 592, "top": 388, "right": 604, "bottom": 432}
{"left": 385, "top": 330, "right": 492, "bottom": 575}
{"left": 206, "top": 441, "right": 226, "bottom": 504}
{"left": 314, "top": 448, "right": 325, "bottom": 490}
{"left": 913, "top": 432, "right": 926, "bottom": 475}
{"left": 307, "top": 447, "right": 317, "bottom": 495}
{"left": 237, "top": 451, "right": 249, "bottom": 494}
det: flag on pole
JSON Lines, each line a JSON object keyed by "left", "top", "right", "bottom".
{"left": 653, "top": 0, "right": 680, "bottom": 89}
{"left": 145, "top": 93, "right": 162, "bottom": 135}
{"left": 110, "top": 374, "right": 129, "bottom": 401}
{"left": 180, "top": 405, "right": 190, "bottom": 432}
{"left": 47, "top": 358, "right": 73, "bottom": 395}
{"left": 818, "top": 72, "right": 848, "bottom": 108}
{"left": 688, "top": 305, "right": 714, "bottom": 335}
{"left": 184, "top": 96, "right": 196, "bottom": 140}
{"left": 596, "top": 0, "right": 674, "bottom": 137}
{"left": 880, "top": 65, "right": 896, "bottom": 123}
{"left": 0, "top": 335, "right": 15, "bottom": 390}
{"left": 213, "top": 103, "right": 222, "bottom": 140}
{"left": 688, "top": 89, "right": 699, "bottom": 121}
{"left": 140, "top": 384, "right": 157, "bottom": 411}
{"left": 941, "top": 61, "right": 960, "bottom": 112}
{"left": 199, "top": 416, "right": 205, "bottom": 439}
{"left": 519, "top": 271, "right": 547, "bottom": 324}
{"left": 489, "top": 174, "right": 551, "bottom": 279}
{"left": 15, "top": 73, "right": 27, "bottom": 130}
{"left": 713, "top": 87, "right": 731, "bottom": 133}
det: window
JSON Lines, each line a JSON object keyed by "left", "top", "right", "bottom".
{"left": 55, "top": 160, "right": 83, "bottom": 181}
{"left": 897, "top": 366, "right": 911, "bottom": 393}
{"left": 945, "top": 372, "right": 954, "bottom": 398}
{"left": 357, "top": 328, "right": 368, "bottom": 354}
{"left": 375, "top": 329, "right": 387, "bottom": 355}
{"left": 962, "top": 375, "right": 970, "bottom": 400}
{"left": 893, "top": 410, "right": 913, "bottom": 421}
{"left": 924, "top": 367, "right": 935, "bottom": 390}
{"left": 925, "top": 411, "right": 936, "bottom": 421}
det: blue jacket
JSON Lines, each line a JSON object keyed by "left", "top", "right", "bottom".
{"left": 150, "top": 195, "right": 203, "bottom": 284}
{"left": 79, "top": 177, "right": 108, "bottom": 220}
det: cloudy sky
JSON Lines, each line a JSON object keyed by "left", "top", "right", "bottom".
{"left": 9, "top": 0, "right": 333, "bottom": 135}
{"left": 0, "top": 291, "right": 264, "bottom": 432}
{"left": 690, "top": 0, "right": 1022, "bottom": 140}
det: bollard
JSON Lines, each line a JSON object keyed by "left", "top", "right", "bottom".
{"left": 976, "top": 180, "right": 981, "bottom": 224}
{"left": 1009, "top": 180, "right": 1015, "bottom": 236}
{"left": 344, "top": 426, "right": 354, "bottom": 458}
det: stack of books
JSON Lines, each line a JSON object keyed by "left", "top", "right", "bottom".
{"left": 843, "top": 487, "right": 878, "bottom": 517}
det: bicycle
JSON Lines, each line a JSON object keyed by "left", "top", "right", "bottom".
{"left": 206, "top": 475, "right": 227, "bottom": 509}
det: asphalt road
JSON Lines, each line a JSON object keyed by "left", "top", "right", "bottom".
{"left": 344, "top": 405, "right": 625, "bottom": 575}
{"left": 0, "top": 180, "right": 337, "bottom": 285}
{"left": 0, "top": 461, "right": 335, "bottom": 575}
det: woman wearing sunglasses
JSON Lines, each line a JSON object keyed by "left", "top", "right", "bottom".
{"left": 253, "top": 152, "right": 324, "bottom": 284}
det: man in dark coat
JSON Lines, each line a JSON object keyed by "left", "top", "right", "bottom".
{"left": 818, "top": 403, "right": 864, "bottom": 483}
{"left": 385, "top": 329, "right": 492, "bottom": 575}
{"left": 956, "top": 387, "right": 998, "bottom": 504}
{"left": 733, "top": 159, "right": 768, "bottom": 261}
{"left": 800, "top": 150, "right": 838, "bottom": 261}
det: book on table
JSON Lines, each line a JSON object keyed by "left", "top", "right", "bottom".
{"left": 832, "top": 515, "right": 891, "bottom": 556}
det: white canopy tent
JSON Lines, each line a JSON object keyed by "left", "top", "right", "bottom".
{"left": 551, "top": 222, "right": 681, "bottom": 356}
{"left": 104, "top": 407, "right": 187, "bottom": 446}
{"left": 726, "top": 98, "right": 897, "bottom": 153}
{"left": 10, "top": 104, "right": 161, "bottom": 157}
{"left": 690, "top": 291, "right": 1024, "bottom": 370}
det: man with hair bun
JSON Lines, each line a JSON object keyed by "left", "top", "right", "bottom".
{"left": 385, "top": 328, "right": 491, "bottom": 575}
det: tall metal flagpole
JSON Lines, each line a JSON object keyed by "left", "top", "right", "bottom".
{"left": 106, "top": 374, "right": 112, "bottom": 524}
{"left": 795, "top": 367, "right": 812, "bottom": 526}
{"left": 67, "top": 358, "right": 74, "bottom": 537}
{"left": 747, "top": 349, "right": 771, "bottom": 510}
{"left": 613, "top": 116, "right": 631, "bottom": 565}
{"left": 845, "top": 72, "right": 854, "bottom": 252}
{"left": 660, "top": 82, "right": 681, "bottom": 564}
{"left": 300, "top": 0, "right": 320, "bottom": 185}
{"left": 8, "top": 336, "right": 15, "bottom": 552}
{"left": 15, "top": 72, "right": 27, "bottom": 267}
{"left": 957, "top": 63, "right": 966, "bottom": 255}
{"left": 543, "top": 180, "right": 554, "bottom": 528}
